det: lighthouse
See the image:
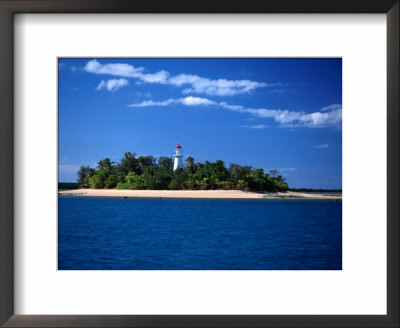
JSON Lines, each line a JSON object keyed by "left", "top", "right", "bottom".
{"left": 173, "top": 144, "right": 183, "bottom": 171}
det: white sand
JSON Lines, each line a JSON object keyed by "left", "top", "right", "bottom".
{"left": 59, "top": 189, "right": 342, "bottom": 199}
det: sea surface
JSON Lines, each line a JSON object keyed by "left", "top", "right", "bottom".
{"left": 58, "top": 196, "right": 342, "bottom": 270}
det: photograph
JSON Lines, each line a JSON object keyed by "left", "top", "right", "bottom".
{"left": 58, "top": 58, "right": 342, "bottom": 270}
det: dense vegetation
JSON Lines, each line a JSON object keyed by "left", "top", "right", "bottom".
{"left": 289, "top": 188, "right": 342, "bottom": 193}
{"left": 76, "top": 152, "right": 289, "bottom": 192}
{"left": 58, "top": 182, "right": 80, "bottom": 190}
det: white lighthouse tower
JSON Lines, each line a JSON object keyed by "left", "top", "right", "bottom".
{"left": 173, "top": 144, "right": 183, "bottom": 171}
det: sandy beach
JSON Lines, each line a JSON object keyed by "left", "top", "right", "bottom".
{"left": 59, "top": 189, "right": 342, "bottom": 199}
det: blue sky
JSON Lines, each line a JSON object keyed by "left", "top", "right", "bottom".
{"left": 58, "top": 58, "right": 342, "bottom": 189}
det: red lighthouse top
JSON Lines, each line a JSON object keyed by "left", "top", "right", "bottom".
{"left": 176, "top": 144, "right": 182, "bottom": 149}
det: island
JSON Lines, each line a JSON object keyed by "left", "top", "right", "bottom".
{"left": 58, "top": 151, "right": 341, "bottom": 200}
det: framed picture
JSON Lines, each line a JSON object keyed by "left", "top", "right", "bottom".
{"left": 0, "top": 1, "right": 398, "bottom": 327}
{"left": 58, "top": 56, "right": 343, "bottom": 271}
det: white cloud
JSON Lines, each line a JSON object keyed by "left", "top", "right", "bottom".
{"left": 128, "top": 95, "right": 342, "bottom": 129}
{"left": 299, "top": 107, "right": 342, "bottom": 127}
{"left": 85, "top": 59, "right": 169, "bottom": 84}
{"left": 242, "top": 124, "right": 269, "bottom": 129}
{"left": 96, "top": 80, "right": 106, "bottom": 90}
{"left": 220, "top": 102, "right": 305, "bottom": 124}
{"left": 321, "top": 104, "right": 342, "bottom": 112}
{"left": 96, "top": 78, "right": 129, "bottom": 92}
{"left": 140, "top": 70, "right": 170, "bottom": 83}
{"left": 167, "top": 74, "right": 199, "bottom": 87}
{"left": 219, "top": 102, "right": 245, "bottom": 111}
{"left": 314, "top": 144, "right": 329, "bottom": 149}
{"left": 128, "top": 96, "right": 216, "bottom": 108}
{"left": 279, "top": 168, "right": 298, "bottom": 171}
{"left": 181, "top": 96, "right": 216, "bottom": 106}
{"left": 85, "top": 59, "right": 143, "bottom": 77}
{"left": 84, "top": 59, "right": 277, "bottom": 96}
{"left": 170, "top": 74, "right": 269, "bottom": 96}
{"left": 242, "top": 105, "right": 342, "bottom": 128}
{"left": 245, "top": 108, "right": 304, "bottom": 124}
{"left": 128, "top": 99, "right": 176, "bottom": 107}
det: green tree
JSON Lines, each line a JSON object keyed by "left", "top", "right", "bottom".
{"left": 185, "top": 173, "right": 199, "bottom": 190}
{"left": 229, "top": 164, "right": 252, "bottom": 181}
{"left": 219, "top": 180, "right": 235, "bottom": 190}
{"left": 119, "top": 152, "right": 141, "bottom": 175}
{"left": 81, "top": 152, "right": 289, "bottom": 191}
{"left": 116, "top": 182, "right": 132, "bottom": 190}
{"left": 158, "top": 156, "right": 174, "bottom": 170}
{"left": 152, "top": 167, "right": 173, "bottom": 189}
{"left": 126, "top": 172, "right": 146, "bottom": 189}
{"left": 88, "top": 170, "right": 109, "bottom": 189}
{"left": 198, "top": 177, "right": 209, "bottom": 190}
{"left": 168, "top": 169, "right": 188, "bottom": 190}
{"left": 184, "top": 156, "right": 196, "bottom": 173}
{"left": 246, "top": 168, "right": 267, "bottom": 191}
{"left": 141, "top": 166, "right": 173, "bottom": 190}
{"left": 236, "top": 179, "right": 248, "bottom": 190}
{"left": 138, "top": 155, "right": 156, "bottom": 172}
{"left": 77, "top": 165, "right": 95, "bottom": 185}
{"left": 104, "top": 175, "right": 118, "bottom": 189}
{"left": 269, "top": 169, "right": 278, "bottom": 178}
{"left": 96, "top": 158, "right": 115, "bottom": 172}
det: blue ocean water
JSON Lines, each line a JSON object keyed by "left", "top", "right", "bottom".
{"left": 58, "top": 196, "right": 342, "bottom": 270}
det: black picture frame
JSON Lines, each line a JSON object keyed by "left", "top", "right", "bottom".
{"left": 0, "top": 1, "right": 398, "bottom": 327}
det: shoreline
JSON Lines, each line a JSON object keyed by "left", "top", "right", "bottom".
{"left": 58, "top": 189, "right": 342, "bottom": 200}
